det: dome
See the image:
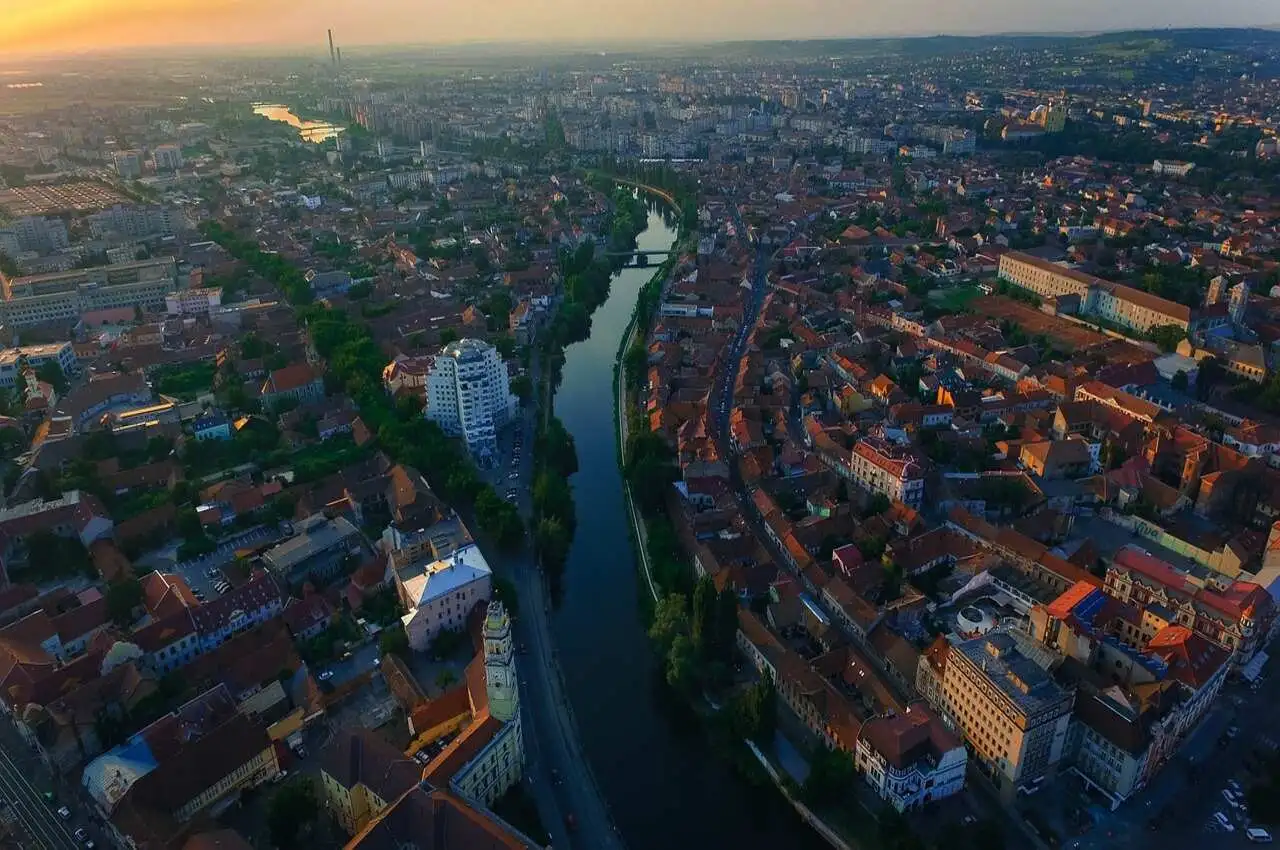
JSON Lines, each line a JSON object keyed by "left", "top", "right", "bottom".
{"left": 956, "top": 605, "right": 995, "bottom": 635}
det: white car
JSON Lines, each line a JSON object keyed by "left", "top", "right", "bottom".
{"left": 57, "top": 806, "right": 71, "bottom": 819}
{"left": 1247, "top": 827, "right": 1274, "bottom": 843}
{"left": 1215, "top": 812, "right": 1236, "bottom": 832}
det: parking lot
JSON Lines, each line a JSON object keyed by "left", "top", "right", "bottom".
{"left": 155, "top": 525, "right": 279, "bottom": 600}
{"left": 481, "top": 416, "right": 530, "bottom": 510}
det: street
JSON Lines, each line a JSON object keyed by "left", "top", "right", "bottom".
{"left": 479, "top": 360, "right": 626, "bottom": 850}
{"left": 0, "top": 716, "right": 97, "bottom": 850}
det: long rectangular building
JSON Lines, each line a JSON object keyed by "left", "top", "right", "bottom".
{"left": 0, "top": 257, "right": 179, "bottom": 328}
{"left": 997, "top": 252, "right": 1195, "bottom": 334}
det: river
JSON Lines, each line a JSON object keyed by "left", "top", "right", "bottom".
{"left": 251, "top": 104, "right": 343, "bottom": 143}
{"left": 551, "top": 206, "right": 828, "bottom": 850}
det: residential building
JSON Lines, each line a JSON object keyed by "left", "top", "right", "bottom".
{"left": 260, "top": 363, "right": 324, "bottom": 409}
{"left": 849, "top": 437, "right": 926, "bottom": 508}
{"left": 1029, "top": 580, "right": 1230, "bottom": 808}
{"left": 321, "top": 728, "right": 421, "bottom": 835}
{"left": 1152, "top": 160, "right": 1195, "bottom": 177}
{"left": 192, "top": 412, "right": 232, "bottom": 441}
{"left": 83, "top": 685, "right": 279, "bottom": 849}
{"left": 0, "top": 342, "right": 77, "bottom": 389}
{"left": 0, "top": 490, "right": 113, "bottom": 567}
{"left": 344, "top": 784, "right": 532, "bottom": 849}
{"left": 917, "top": 629, "right": 1074, "bottom": 796}
{"left": 260, "top": 513, "right": 362, "bottom": 585}
{"left": 397, "top": 543, "right": 493, "bottom": 651}
{"left": 88, "top": 206, "right": 179, "bottom": 241}
{"left": 855, "top": 704, "right": 968, "bottom": 812}
{"left": 425, "top": 339, "right": 517, "bottom": 464}
{"left": 0, "top": 216, "right": 69, "bottom": 254}
{"left": 1103, "top": 545, "right": 1272, "bottom": 661}
{"left": 112, "top": 151, "right": 143, "bottom": 179}
{"left": 0, "top": 258, "right": 179, "bottom": 328}
{"left": 152, "top": 145, "right": 183, "bottom": 171}
{"left": 165, "top": 287, "right": 222, "bottom": 316}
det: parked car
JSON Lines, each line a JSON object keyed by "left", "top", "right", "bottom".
{"left": 1247, "top": 827, "right": 1274, "bottom": 843}
{"left": 1216, "top": 812, "right": 1236, "bottom": 832}
{"left": 57, "top": 806, "right": 71, "bottom": 819}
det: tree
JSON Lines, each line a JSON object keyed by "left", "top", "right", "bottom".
{"left": 690, "top": 574, "right": 716, "bottom": 660}
{"left": 267, "top": 777, "right": 320, "bottom": 849}
{"left": 1147, "top": 324, "right": 1186, "bottom": 353}
{"left": 648, "top": 593, "right": 688, "bottom": 656}
{"left": 534, "top": 516, "right": 571, "bottom": 573}
{"left": 715, "top": 587, "right": 740, "bottom": 665}
{"left": 863, "top": 493, "right": 891, "bottom": 518}
{"left": 35, "top": 360, "right": 68, "bottom": 394}
{"left": 731, "top": 675, "right": 777, "bottom": 743}
{"left": 379, "top": 626, "right": 410, "bottom": 659}
{"left": 106, "top": 578, "right": 144, "bottom": 628}
{"left": 666, "top": 634, "right": 697, "bottom": 692}
{"left": 439, "top": 328, "right": 459, "bottom": 346}
{"left": 1171, "top": 370, "right": 1189, "bottom": 392}
{"left": 802, "top": 746, "right": 856, "bottom": 806}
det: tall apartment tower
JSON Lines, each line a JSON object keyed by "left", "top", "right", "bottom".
{"left": 328, "top": 29, "right": 335, "bottom": 63}
{"left": 1229, "top": 281, "right": 1251, "bottom": 326}
{"left": 483, "top": 601, "right": 518, "bottom": 723}
{"left": 1206, "top": 275, "right": 1228, "bottom": 306}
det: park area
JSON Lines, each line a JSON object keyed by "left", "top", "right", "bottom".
{"left": 927, "top": 285, "right": 981, "bottom": 313}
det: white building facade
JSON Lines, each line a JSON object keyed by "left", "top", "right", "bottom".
{"left": 425, "top": 339, "right": 517, "bottom": 465}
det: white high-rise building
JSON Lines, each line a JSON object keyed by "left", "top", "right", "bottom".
{"left": 425, "top": 338, "right": 517, "bottom": 464}
{"left": 152, "top": 144, "right": 183, "bottom": 171}
{"left": 112, "top": 150, "right": 143, "bottom": 179}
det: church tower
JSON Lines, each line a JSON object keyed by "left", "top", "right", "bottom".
{"left": 483, "top": 600, "right": 517, "bottom": 723}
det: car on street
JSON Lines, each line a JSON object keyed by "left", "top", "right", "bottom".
{"left": 318, "top": 670, "right": 334, "bottom": 681}
{"left": 57, "top": 805, "right": 71, "bottom": 819}
{"left": 507, "top": 472, "right": 519, "bottom": 479}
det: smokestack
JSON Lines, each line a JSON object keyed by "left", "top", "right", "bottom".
{"left": 328, "top": 29, "right": 335, "bottom": 64}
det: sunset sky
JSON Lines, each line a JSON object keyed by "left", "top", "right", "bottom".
{"left": 2, "top": 0, "right": 1277, "bottom": 56}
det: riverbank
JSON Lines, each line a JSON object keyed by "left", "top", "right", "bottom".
{"left": 549, "top": 202, "right": 825, "bottom": 849}
{"left": 609, "top": 189, "right": 855, "bottom": 850}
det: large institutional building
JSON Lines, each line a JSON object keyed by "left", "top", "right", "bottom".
{"left": 997, "top": 251, "right": 1197, "bottom": 334}
{"left": 0, "top": 257, "right": 179, "bottom": 327}
{"left": 425, "top": 338, "right": 518, "bottom": 464}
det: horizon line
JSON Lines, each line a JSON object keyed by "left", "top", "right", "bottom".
{"left": 5, "top": 22, "right": 1278, "bottom": 64}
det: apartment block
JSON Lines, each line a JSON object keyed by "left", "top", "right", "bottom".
{"left": 848, "top": 437, "right": 926, "bottom": 508}
{"left": 322, "top": 728, "right": 422, "bottom": 835}
{"left": 0, "top": 257, "right": 179, "bottom": 328}
{"left": 855, "top": 705, "right": 968, "bottom": 812}
{"left": 88, "top": 205, "right": 180, "bottom": 241}
{"left": 0, "top": 341, "right": 78, "bottom": 388}
{"left": 1103, "top": 545, "right": 1273, "bottom": 661}
{"left": 425, "top": 338, "right": 517, "bottom": 465}
{"left": 918, "top": 629, "right": 1073, "bottom": 797}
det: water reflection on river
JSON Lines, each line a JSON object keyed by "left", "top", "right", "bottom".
{"left": 251, "top": 104, "right": 343, "bottom": 143}
{"left": 552, "top": 206, "right": 827, "bottom": 850}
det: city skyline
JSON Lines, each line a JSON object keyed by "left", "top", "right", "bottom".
{"left": 3, "top": 0, "right": 1279, "bottom": 57}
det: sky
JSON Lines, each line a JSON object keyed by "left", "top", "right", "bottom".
{"left": 2, "top": 0, "right": 1277, "bottom": 56}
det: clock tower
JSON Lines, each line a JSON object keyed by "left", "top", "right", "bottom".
{"left": 483, "top": 600, "right": 517, "bottom": 723}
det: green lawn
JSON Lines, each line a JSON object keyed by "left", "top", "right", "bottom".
{"left": 928, "top": 285, "right": 981, "bottom": 313}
